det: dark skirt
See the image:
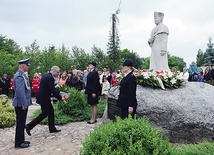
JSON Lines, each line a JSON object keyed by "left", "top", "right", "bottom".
{"left": 87, "top": 94, "right": 99, "bottom": 105}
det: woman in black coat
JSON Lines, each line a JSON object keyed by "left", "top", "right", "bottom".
{"left": 85, "top": 61, "right": 100, "bottom": 124}
{"left": 117, "top": 59, "right": 137, "bottom": 119}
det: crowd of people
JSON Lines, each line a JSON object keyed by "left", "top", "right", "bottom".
{"left": 171, "top": 61, "right": 214, "bottom": 83}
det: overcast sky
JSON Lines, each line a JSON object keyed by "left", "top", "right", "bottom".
{"left": 1, "top": 0, "right": 214, "bottom": 66}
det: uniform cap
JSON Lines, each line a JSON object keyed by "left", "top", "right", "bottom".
{"left": 18, "top": 58, "right": 30, "bottom": 66}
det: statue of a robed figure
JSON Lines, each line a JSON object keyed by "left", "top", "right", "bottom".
{"left": 148, "top": 12, "right": 171, "bottom": 73}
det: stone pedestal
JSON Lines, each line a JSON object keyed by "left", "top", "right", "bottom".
{"left": 107, "top": 98, "right": 121, "bottom": 120}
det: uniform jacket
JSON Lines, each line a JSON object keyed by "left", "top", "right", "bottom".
{"left": 117, "top": 72, "right": 137, "bottom": 108}
{"left": 12, "top": 70, "right": 32, "bottom": 107}
{"left": 85, "top": 70, "right": 100, "bottom": 94}
{"left": 36, "top": 73, "right": 62, "bottom": 104}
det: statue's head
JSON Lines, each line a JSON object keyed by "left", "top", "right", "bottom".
{"left": 154, "top": 11, "right": 164, "bottom": 25}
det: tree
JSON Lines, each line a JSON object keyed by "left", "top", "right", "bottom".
{"left": 196, "top": 49, "right": 206, "bottom": 67}
{"left": 204, "top": 37, "right": 214, "bottom": 66}
{"left": 71, "top": 46, "right": 92, "bottom": 71}
{"left": 91, "top": 45, "right": 109, "bottom": 70}
{"left": 0, "top": 35, "right": 22, "bottom": 54}
{"left": 107, "top": 14, "right": 120, "bottom": 69}
{"left": 119, "top": 49, "right": 144, "bottom": 69}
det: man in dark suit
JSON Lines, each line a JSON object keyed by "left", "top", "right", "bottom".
{"left": 117, "top": 59, "right": 137, "bottom": 119}
{"left": 26, "top": 66, "right": 63, "bottom": 136}
{"left": 85, "top": 61, "right": 100, "bottom": 124}
{"left": 13, "top": 58, "right": 32, "bottom": 148}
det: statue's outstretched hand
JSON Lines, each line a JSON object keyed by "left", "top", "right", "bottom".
{"left": 160, "top": 50, "right": 167, "bottom": 56}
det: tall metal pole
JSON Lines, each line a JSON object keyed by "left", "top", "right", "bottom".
{"left": 112, "top": 14, "right": 116, "bottom": 62}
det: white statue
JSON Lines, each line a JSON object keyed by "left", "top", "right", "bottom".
{"left": 148, "top": 12, "right": 171, "bottom": 73}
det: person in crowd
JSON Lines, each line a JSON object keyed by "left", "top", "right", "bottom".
{"left": 98, "top": 70, "right": 103, "bottom": 96}
{"left": 203, "top": 66, "right": 212, "bottom": 83}
{"left": 31, "top": 73, "right": 41, "bottom": 97}
{"left": 38, "top": 73, "right": 42, "bottom": 79}
{"left": 83, "top": 68, "right": 89, "bottom": 88}
{"left": 106, "top": 69, "right": 112, "bottom": 84}
{"left": 85, "top": 61, "right": 100, "bottom": 124}
{"left": 9, "top": 74, "right": 15, "bottom": 97}
{"left": 99, "top": 67, "right": 108, "bottom": 83}
{"left": 12, "top": 58, "right": 31, "bottom": 148}
{"left": 211, "top": 66, "right": 214, "bottom": 79}
{"left": 65, "top": 71, "right": 73, "bottom": 87}
{"left": 171, "top": 67, "right": 178, "bottom": 76}
{"left": 71, "top": 70, "right": 84, "bottom": 91}
{"left": 110, "top": 71, "right": 117, "bottom": 87}
{"left": 117, "top": 59, "right": 137, "bottom": 119}
{"left": 178, "top": 67, "right": 189, "bottom": 83}
{"left": 25, "top": 66, "right": 64, "bottom": 136}
{"left": 101, "top": 75, "right": 110, "bottom": 99}
{"left": 196, "top": 67, "right": 204, "bottom": 82}
{"left": 59, "top": 71, "right": 68, "bottom": 86}
{"left": 0, "top": 72, "right": 10, "bottom": 96}
{"left": 188, "top": 61, "right": 198, "bottom": 81}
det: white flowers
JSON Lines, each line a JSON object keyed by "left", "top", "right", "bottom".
{"left": 136, "top": 70, "right": 184, "bottom": 89}
{"left": 170, "top": 78, "right": 177, "bottom": 84}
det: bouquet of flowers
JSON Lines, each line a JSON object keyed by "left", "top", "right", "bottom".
{"left": 136, "top": 70, "right": 184, "bottom": 89}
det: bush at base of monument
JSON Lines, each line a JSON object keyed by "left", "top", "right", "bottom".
{"left": 80, "top": 116, "right": 177, "bottom": 155}
{"left": 57, "top": 86, "right": 90, "bottom": 121}
{"left": 0, "top": 98, "right": 16, "bottom": 128}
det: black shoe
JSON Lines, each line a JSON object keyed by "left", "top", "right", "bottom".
{"left": 15, "top": 143, "right": 30, "bottom": 148}
{"left": 24, "top": 141, "right": 30, "bottom": 144}
{"left": 50, "top": 129, "right": 61, "bottom": 133}
{"left": 25, "top": 125, "right": 31, "bottom": 136}
{"left": 87, "top": 120, "right": 97, "bottom": 124}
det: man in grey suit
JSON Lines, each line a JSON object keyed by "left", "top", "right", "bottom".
{"left": 13, "top": 58, "right": 32, "bottom": 148}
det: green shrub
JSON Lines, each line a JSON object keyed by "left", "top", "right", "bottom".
{"left": 57, "top": 86, "right": 90, "bottom": 121}
{"left": 0, "top": 98, "right": 16, "bottom": 128}
{"left": 80, "top": 116, "right": 177, "bottom": 155}
{"left": 176, "top": 142, "right": 214, "bottom": 155}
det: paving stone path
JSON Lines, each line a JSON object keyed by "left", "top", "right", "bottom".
{"left": 0, "top": 103, "right": 100, "bottom": 155}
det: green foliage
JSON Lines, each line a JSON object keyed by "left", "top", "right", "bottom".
{"left": 71, "top": 46, "right": 92, "bottom": 71}
{"left": 142, "top": 57, "right": 150, "bottom": 69}
{"left": 196, "top": 49, "right": 206, "bottom": 67}
{"left": 119, "top": 49, "right": 144, "bottom": 69}
{"left": 204, "top": 37, "right": 214, "bottom": 66}
{"left": 160, "top": 75, "right": 184, "bottom": 89}
{"left": 176, "top": 142, "right": 214, "bottom": 155}
{"left": 137, "top": 74, "right": 160, "bottom": 88}
{"left": 57, "top": 85, "right": 90, "bottom": 121}
{"left": 80, "top": 116, "right": 177, "bottom": 155}
{"left": 0, "top": 98, "right": 16, "bottom": 128}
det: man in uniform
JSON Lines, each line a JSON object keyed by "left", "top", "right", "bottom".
{"left": 13, "top": 58, "right": 32, "bottom": 148}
